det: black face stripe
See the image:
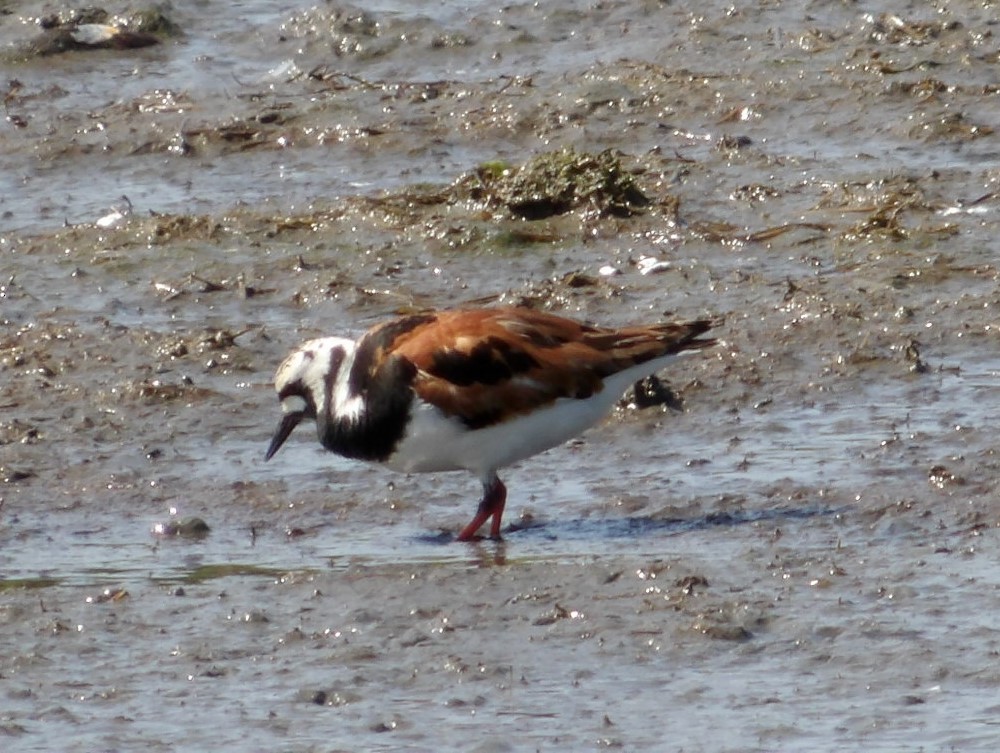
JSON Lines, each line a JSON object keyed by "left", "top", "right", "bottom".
{"left": 428, "top": 336, "right": 540, "bottom": 387}
{"left": 312, "top": 320, "right": 424, "bottom": 462}
{"left": 277, "top": 381, "right": 302, "bottom": 401}
{"left": 301, "top": 344, "right": 344, "bottom": 416}
{"left": 278, "top": 345, "right": 345, "bottom": 416}
{"left": 324, "top": 361, "right": 337, "bottom": 421}
{"left": 277, "top": 381, "right": 317, "bottom": 418}
{"left": 321, "top": 354, "right": 417, "bottom": 462}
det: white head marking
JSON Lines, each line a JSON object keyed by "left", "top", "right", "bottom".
{"left": 280, "top": 394, "right": 308, "bottom": 415}
{"left": 273, "top": 336, "right": 358, "bottom": 421}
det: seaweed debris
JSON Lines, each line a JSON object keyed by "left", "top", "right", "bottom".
{"left": 461, "top": 148, "right": 651, "bottom": 220}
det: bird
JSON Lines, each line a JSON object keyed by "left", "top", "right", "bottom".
{"left": 264, "top": 306, "right": 716, "bottom": 541}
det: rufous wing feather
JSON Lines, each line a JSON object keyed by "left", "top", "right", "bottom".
{"left": 379, "top": 308, "right": 715, "bottom": 429}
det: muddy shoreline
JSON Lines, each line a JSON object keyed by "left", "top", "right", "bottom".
{"left": 3, "top": 2, "right": 1000, "bottom": 750}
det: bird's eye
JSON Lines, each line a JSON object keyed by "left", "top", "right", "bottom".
{"left": 281, "top": 394, "right": 308, "bottom": 414}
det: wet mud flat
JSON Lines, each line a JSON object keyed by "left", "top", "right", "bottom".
{"left": 2, "top": 1, "right": 1000, "bottom": 751}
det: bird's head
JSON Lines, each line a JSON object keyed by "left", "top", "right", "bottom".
{"left": 265, "top": 337, "right": 354, "bottom": 461}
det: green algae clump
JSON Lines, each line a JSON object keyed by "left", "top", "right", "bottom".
{"left": 469, "top": 148, "right": 650, "bottom": 220}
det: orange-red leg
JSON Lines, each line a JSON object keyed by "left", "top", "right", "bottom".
{"left": 456, "top": 475, "right": 507, "bottom": 542}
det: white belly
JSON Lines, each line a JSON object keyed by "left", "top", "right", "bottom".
{"left": 384, "top": 355, "right": 682, "bottom": 477}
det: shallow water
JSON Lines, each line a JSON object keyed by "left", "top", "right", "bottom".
{"left": 3, "top": 0, "right": 1000, "bottom": 751}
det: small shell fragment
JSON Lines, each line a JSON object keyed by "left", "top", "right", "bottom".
{"left": 70, "top": 24, "right": 119, "bottom": 46}
{"left": 95, "top": 196, "right": 132, "bottom": 228}
{"left": 637, "top": 257, "right": 671, "bottom": 275}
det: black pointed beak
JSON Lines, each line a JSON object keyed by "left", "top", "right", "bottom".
{"left": 265, "top": 412, "right": 303, "bottom": 461}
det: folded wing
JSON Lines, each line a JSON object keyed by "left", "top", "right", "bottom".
{"left": 369, "top": 307, "right": 715, "bottom": 430}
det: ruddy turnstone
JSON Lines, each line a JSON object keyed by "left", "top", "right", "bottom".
{"left": 265, "top": 306, "right": 716, "bottom": 541}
